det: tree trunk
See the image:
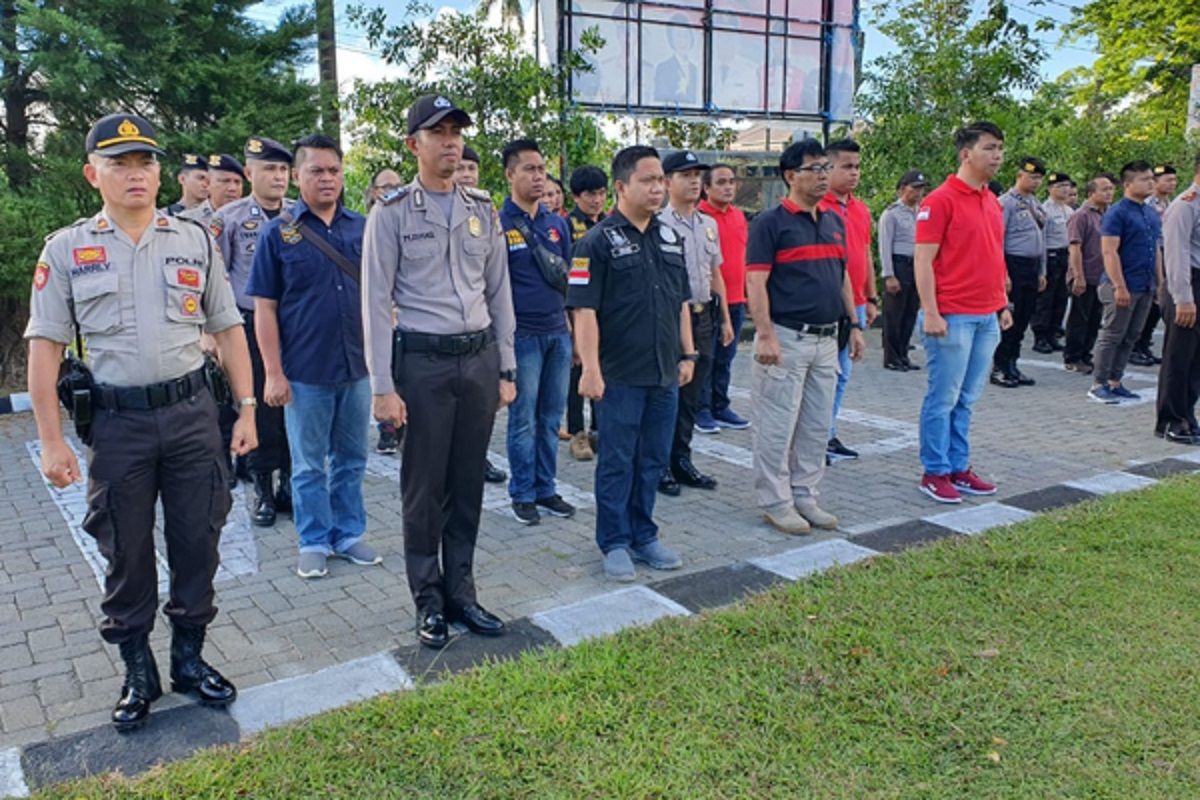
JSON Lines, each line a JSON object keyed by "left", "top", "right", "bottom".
{"left": 1, "top": 0, "right": 33, "bottom": 191}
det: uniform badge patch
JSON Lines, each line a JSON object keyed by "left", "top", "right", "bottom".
{"left": 505, "top": 229, "right": 526, "bottom": 249}
{"left": 94, "top": 218, "right": 110, "bottom": 231}
{"left": 569, "top": 257, "right": 590, "bottom": 286}
{"left": 209, "top": 218, "right": 224, "bottom": 238}
{"left": 660, "top": 226, "right": 677, "bottom": 243}
{"left": 33, "top": 262, "right": 49, "bottom": 291}
{"left": 181, "top": 293, "right": 200, "bottom": 316}
{"left": 156, "top": 216, "right": 170, "bottom": 227}
{"left": 177, "top": 268, "right": 201, "bottom": 288}
{"left": 548, "top": 227, "right": 561, "bottom": 243}
{"left": 468, "top": 216, "right": 482, "bottom": 237}
{"left": 72, "top": 246, "right": 106, "bottom": 265}
{"left": 250, "top": 206, "right": 260, "bottom": 216}
{"left": 917, "top": 207, "right": 931, "bottom": 222}
{"left": 1183, "top": 191, "right": 1198, "bottom": 202}
{"left": 280, "top": 226, "right": 302, "bottom": 245}
{"left": 706, "top": 226, "right": 716, "bottom": 241}
{"left": 242, "top": 221, "right": 259, "bottom": 230}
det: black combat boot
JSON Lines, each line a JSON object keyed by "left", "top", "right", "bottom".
{"left": 274, "top": 467, "right": 292, "bottom": 515}
{"left": 112, "top": 633, "right": 162, "bottom": 732}
{"left": 252, "top": 471, "right": 276, "bottom": 527}
{"left": 169, "top": 622, "right": 237, "bottom": 706}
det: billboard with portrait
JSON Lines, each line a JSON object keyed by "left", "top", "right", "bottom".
{"left": 559, "top": 0, "right": 859, "bottom": 122}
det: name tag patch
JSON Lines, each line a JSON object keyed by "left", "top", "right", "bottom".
{"left": 72, "top": 246, "right": 107, "bottom": 265}
{"left": 402, "top": 230, "right": 436, "bottom": 243}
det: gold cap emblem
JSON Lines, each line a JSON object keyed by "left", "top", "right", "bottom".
{"left": 117, "top": 119, "right": 140, "bottom": 137}
{"left": 246, "top": 138, "right": 263, "bottom": 154}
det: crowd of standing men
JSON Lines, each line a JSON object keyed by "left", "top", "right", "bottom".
{"left": 23, "top": 97, "right": 1200, "bottom": 732}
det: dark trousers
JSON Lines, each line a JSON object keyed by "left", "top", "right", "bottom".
{"left": 671, "top": 304, "right": 714, "bottom": 465}
{"left": 882, "top": 254, "right": 919, "bottom": 366}
{"left": 566, "top": 363, "right": 597, "bottom": 434}
{"left": 1063, "top": 283, "right": 1103, "bottom": 364}
{"left": 994, "top": 256, "right": 1041, "bottom": 368}
{"left": 594, "top": 382, "right": 678, "bottom": 554}
{"left": 82, "top": 386, "right": 230, "bottom": 644}
{"left": 1032, "top": 248, "right": 1069, "bottom": 339}
{"left": 1155, "top": 280, "right": 1200, "bottom": 433}
{"left": 396, "top": 341, "right": 499, "bottom": 616}
{"left": 242, "top": 310, "right": 289, "bottom": 475}
{"left": 702, "top": 301, "right": 746, "bottom": 414}
{"left": 1138, "top": 300, "right": 1162, "bottom": 351}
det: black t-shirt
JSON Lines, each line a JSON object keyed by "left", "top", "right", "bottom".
{"left": 566, "top": 210, "right": 689, "bottom": 388}
{"left": 746, "top": 198, "right": 847, "bottom": 328}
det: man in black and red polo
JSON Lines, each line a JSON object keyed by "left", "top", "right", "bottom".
{"left": 747, "top": 138, "right": 865, "bottom": 536}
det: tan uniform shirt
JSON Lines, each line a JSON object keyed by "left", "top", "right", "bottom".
{"left": 656, "top": 206, "right": 722, "bottom": 304}
{"left": 361, "top": 179, "right": 516, "bottom": 395}
{"left": 177, "top": 199, "right": 215, "bottom": 226}
{"left": 24, "top": 210, "right": 241, "bottom": 386}
{"left": 212, "top": 195, "right": 295, "bottom": 310}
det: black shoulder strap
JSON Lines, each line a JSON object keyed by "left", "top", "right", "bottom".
{"left": 279, "top": 210, "right": 361, "bottom": 284}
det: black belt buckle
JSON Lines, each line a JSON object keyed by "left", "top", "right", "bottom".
{"left": 147, "top": 383, "right": 169, "bottom": 408}
{"left": 447, "top": 335, "right": 470, "bottom": 355}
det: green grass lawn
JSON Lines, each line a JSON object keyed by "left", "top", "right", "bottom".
{"left": 39, "top": 477, "right": 1200, "bottom": 799}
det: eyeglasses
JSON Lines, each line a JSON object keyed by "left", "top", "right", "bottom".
{"left": 793, "top": 164, "right": 832, "bottom": 174}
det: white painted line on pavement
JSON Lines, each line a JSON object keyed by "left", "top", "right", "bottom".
{"left": 921, "top": 502, "right": 1034, "bottom": 536}
{"left": 530, "top": 586, "right": 691, "bottom": 647}
{"left": 26, "top": 439, "right": 109, "bottom": 592}
{"left": 0, "top": 747, "right": 29, "bottom": 798}
{"left": 750, "top": 538, "right": 878, "bottom": 580}
{"left": 690, "top": 436, "right": 753, "bottom": 468}
{"left": 231, "top": 652, "right": 412, "bottom": 736}
{"left": 1065, "top": 471, "right": 1158, "bottom": 496}
{"left": 1169, "top": 451, "right": 1200, "bottom": 465}
{"left": 482, "top": 451, "right": 595, "bottom": 512}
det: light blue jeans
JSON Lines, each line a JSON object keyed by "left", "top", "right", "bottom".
{"left": 830, "top": 304, "right": 867, "bottom": 438}
{"left": 506, "top": 332, "right": 572, "bottom": 503}
{"left": 918, "top": 312, "right": 1000, "bottom": 475}
{"left": 284, "top": 378, "right": 370, "bottom": 554}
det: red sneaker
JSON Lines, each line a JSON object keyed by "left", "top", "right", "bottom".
{"left": 919, "top": 473, "right": 963, "bottom": 504}
{"left": 950, "top": 467, "right": 997, "bottom": 496}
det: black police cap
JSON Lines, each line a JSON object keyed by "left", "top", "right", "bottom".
{"left": 179, "top": 154, "right": 208, "bottom": 172}
{"left": 86, "top": 113, "right": 166, "bottom": 157}
{"left": 461, "top": 145, "right": 480, "bottom": 164}
{"left": 207, "top": 153, "right": 245, "bottom": 179}
{"left": 244, "top": 136, "right": 293, "bottom": 164}
{"left": 406, "top": 94, "right": 472, "bottom": 136}
{"left": 1153, "top": 164, "right": 1177, "bottom": 177}
{"left": 896, "top": 169, "right": 928, "bottom": 189}
{"left": 570, "top": 165, "right": 608, "bottom": 195}
{"left": 1020, "top": 157, "right": 1046, "bottom": 176}
{"left": 662, "top": 150, "right": 711, "bottom": 174}
{"left": 1046, "top": 171, "right": 1072, "bottom": 186}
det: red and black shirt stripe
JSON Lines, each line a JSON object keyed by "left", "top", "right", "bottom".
{"left": 746, "top": 198, "right": 847, "bottom": 329}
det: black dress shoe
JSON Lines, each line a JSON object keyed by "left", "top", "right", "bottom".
{"left": 1164, "top": 427, "right": 1199, "bottom": 445}
{"left": 1032, "top": 338, "right": 1054, "bottom": 354}
{"left": 658, "top": 471, "right": 681, "bottom": 496}
{"left": 418, "top": 612, "right": 449, "bottom": 649}
{"left": 1012, "top": 368, "right": 1036, "bottom": 386}
{"left": 1050, "top": 337, "right": 1065, "bottom": 352}
{"left": 884, "top": 361, "right": 908, "bottom": 371}
{"left": 447, "top": 603, "right": 506, "bottom": 636}
{"left": 1128, "top": 347, "right": 1156, "bottom": 366}
{"left": 990, "top": 369, "right": 1019, "bottom": 388}
{"left": 672, "top": 459, "right": 717, "bottom": 489}
{"left": 902, "top": 359, "right": 920, "bottom": 371}
{"left": 484, "top": 459, "right": 507, "bottom": 484}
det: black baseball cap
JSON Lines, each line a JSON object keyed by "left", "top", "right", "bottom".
{"left": 461, "top": 145, "right": 480, "bottom": 165}
{"left": 86, "top": 113, "right": 166, "bottom": 157}
{"left": 1019, "top": 157, "right": 1047, "bottom": 176}
{"left": 1153, "top": 164, "right": 1177, "bottom": 177}
{"left": 662, "top": 150, "right": 711, "bottom": 174}
{"left": 1046, "top": 171, "right": 1072, "bottom": 186}
{"left": 207, "top": 153, "right": 245, "bottom": 179}
{"left": 244, "top": 136, "right": 293, "bottom": 164}
{"left": 897, "top": 169, "right": 928, "bottom": 189}
{"left": 406, "top": 94, "right": 472, "bottom": 136}
{"left": 179, "top": 154, "right": 208, "bottom": 172}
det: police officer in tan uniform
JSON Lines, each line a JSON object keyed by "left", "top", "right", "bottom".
{"left": 211, "top": 136, "right": 296, "bottom": 526}
{"left": 362, "top": 94, "right": 516, "bottom": 649}
{"left": 180, "top": 153, "right": 244, "bottom": 225}
{"left": 164, "top": 154, "right": 209, "bottom": 216}
{"left": 25, "top": 114, "right": 257, "bottom": 731}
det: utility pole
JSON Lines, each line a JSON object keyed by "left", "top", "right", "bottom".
{"left": 316, "top": 0, "right": 341, "bottom": 140}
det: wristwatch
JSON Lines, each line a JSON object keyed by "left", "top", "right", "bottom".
{"left": 680, "top": 352, "right": 700, "bottom": 363}
{"left": 849, "top": 322, "right": 863, "bottom": 331}
{"left": 500, "top": 369, "right": 517, "bottom": 382}
{"left": 866, "top": 297, "right": 880, "bottom": 307}
{"left": 238, "top": 397, "right": 257, "bottom": 408}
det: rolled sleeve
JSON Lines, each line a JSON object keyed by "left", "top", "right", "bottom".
{"left": 201, "top": 243, "right": 242, "bottom": 333}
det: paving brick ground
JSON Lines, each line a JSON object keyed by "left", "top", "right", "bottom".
{"left": 0, "top": 328, "right": 1184, "bottom": 750}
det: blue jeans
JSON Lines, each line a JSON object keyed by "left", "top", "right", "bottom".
{"left": 830, "top": 304, "right": 867, "bottom": 438}
{"left": 507, "top": 332, "right": 572, "bottom": 503}
{"left": 594, "top": 382, "right": 678, "bottom": 554}
{"left": 284, "top": 378, "right": 371, "bottom": 554}
{"left": 702, "top": 302, "right": 747, "bottom": 414}
{"left": 918, "top": 312, "right": 1000, "bottom": 475}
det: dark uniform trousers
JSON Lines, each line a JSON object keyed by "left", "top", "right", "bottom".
{"left": 1155, "top": 275, "right": 1200, "bottom": 433}
{"left": 241, "top": 309, "right": 289, "bottom": 474}
{"left": 397, "top": 339, "right": 499, "bottom": 616}
{"left": 1063, "top": 283, "right": 1103, "bottom": 364}
{"left": 566, "top": 363, "right": 597, "bottom": 435}
{"left": 82, "top": 386, "right": 230, "bottom": 644}
{"left": 882, "top": 254, "right": 919, "bottom": 366}
{"left": 995, "top": 254, "right": 1042, "bottom": 368}
{"left": 671, "top": 302, "right": 715, "bottom": 464}
{"left": 1138, "top": 297, "right": 1162, "bottom": 352}
{"left": 1032, "top": 248, "right": 1069, "bottom": 339}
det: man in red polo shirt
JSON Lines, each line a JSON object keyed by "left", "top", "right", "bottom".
{"left": 819, "top": 138, "right": 879, "bottom": 463}
{"left": 698, "top": 163, "right": 751, "bottom": 432}
{"left": 914, "top": 121, "right": 1013, "bottom": 503}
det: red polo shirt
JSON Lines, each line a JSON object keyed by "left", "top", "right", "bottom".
{"left": 699, "top": 199, "right": 748, "bottom": 304}
{"left": 915, "top": 174, "right": 1007, "bottom": 315}
{"left": 818, "top": 191, "right": 873, "bottom": 306}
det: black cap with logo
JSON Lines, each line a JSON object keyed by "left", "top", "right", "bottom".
{"left": 244, "top": 136, "right": 294, "bottom": 164}
{"left": 207, "top": 153, "right": 246, "bottom": 179}
{"left": 1019, "top": 157, "right": 1047, "bottom": 176}
{"left": 406, "top": 95, "right": 472, "bottom": 136}
{"left": 662, "top": 150, "right": 711, "bottom": 174}
{"left": 86, "top": 113, "right": 166, "bottom": 157}
{"left": 1045, "top": 171, "right": 1072, "bottom": 186}
{"left": 897, "top": 169, "right": 928, "bottom": 189}
{"left": 1153, "top": 164, "right": 1177, "bottom": 177}
{"left": 179, "top": 154, "right": 208, "bottom": 173}
{"left": 461, "top": 145, "right": 480, "bottom": 165}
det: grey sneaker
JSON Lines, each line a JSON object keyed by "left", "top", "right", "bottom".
{"left": 332, "top": 541, "right": 382, "bottom": 566}
{"left": 795, "top": 501, "right": 839, "bottom": 530}
{"left": 603, "top": 548, "right": 637, "bottom": 582}
{"left": 297, "top": 551, "right": 328, "bottom": 579}
{"left": 630, "top": 540, "right": 683, "bottom": 571}
{"left": 762, "top": 505, "right": 811, "bottom": 535}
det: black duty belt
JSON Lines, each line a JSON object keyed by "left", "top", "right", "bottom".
{"left": 777, "top": 321, "right": 839, "bottom": 338}
{"left": 891, "top": 254, "right": 914, "bottom": 265}
{"left": 397, "top": 330, "right": 493, "bottom": 356}
{"left": 93, "top": 367, "right": 207, "bottom": 411}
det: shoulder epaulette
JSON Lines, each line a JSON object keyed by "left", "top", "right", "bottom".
{"left": 1182, "top": 190, "right": 1198, "bottom": 203}
{"left": 462, "top": 186, "right": 493, "bottom": 204}
{"left": 45, "top": 217, "right": 89, "bottom": 243}
{"left": 380, "top": 186, "right": 411, "bottom": 206}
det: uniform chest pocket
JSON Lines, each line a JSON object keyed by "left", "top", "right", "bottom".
{"left": 462, "top": 238, "right": 489, "bottom": 258}
{"left": 402, "top": 239, "right": 440, "bottom": 264}
{"left": 70, "top": 270, "right": 123, "bottom": 334}
{"left": 163, "top": 261, "right": 208, "bottom": 325}
{"left": 704, "top": 240, "right": 720, "bottom": 256}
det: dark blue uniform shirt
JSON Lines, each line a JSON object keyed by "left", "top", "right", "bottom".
{"left": 1100, "top": 197, "right": 1161, "bottom": 293}
{"left": 246, "top": 199, "right": 368, "bottom": 385}
{"left": 499, "top": 198, "right": 571, "bottom": 336}
{"left": 566, "top": 210, "right": 688, "bottom": 388}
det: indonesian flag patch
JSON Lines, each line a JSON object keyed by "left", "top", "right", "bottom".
{"left": 569, "top": 257, "right": 590, "bottom": 286}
